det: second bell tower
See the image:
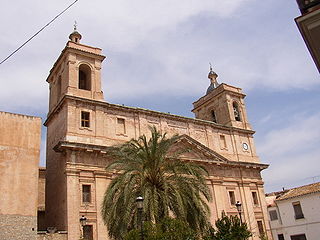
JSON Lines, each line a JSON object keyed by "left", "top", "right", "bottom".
{"left": 192, "top": 68, "right": 252, "bottom": 130}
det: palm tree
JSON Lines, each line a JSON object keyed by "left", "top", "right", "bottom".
{"left": 101, "top": 127, "right": 212, "bottom": 239}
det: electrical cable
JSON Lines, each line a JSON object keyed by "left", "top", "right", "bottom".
{"left": 0, "top": 0, "right": 79, "bottom": 65}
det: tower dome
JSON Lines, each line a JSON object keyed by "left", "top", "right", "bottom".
{"left": 206, "top": 66, "right": 219, "bottom": 94}
{"left": 69, "top": 22, "right": 82, "bottom": 43}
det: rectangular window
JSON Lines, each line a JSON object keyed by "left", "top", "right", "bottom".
{"left": 269, "top": 210, "right": 278, "bottom": 221}
{"left": 278, "top": 234, "right": 285, "bottom": 240}
{"left": 252, "top": 191, "right": 259, "bottom": 205}
{"left": 293, "top": 202, "right": 304, "bottom": 219}
{"left": 81, "top": 111, "right": 90, "bottom": 128}
{"left": 257, "top": 220, "right": 264, "bottom": 236}
{"left": 117, "top": 118, "right": 126, "bottom": 134}
{"left": 228, "top": 191, "right": 236, "bottom": 205}
{"left": 82, "top": 185, "right": 91, "bottom": 203}
{"left": 290, "top": 234, "right": 307, "bottom": 240}
{"left": 220, "top": 135, "right": 227, "bottom": 149}
{"left": 83, "top": 225, "right": 93, "bottom": 240}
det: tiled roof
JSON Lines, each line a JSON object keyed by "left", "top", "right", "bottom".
{"left": 276, "top": 182, "right": 320, "bottom": 201}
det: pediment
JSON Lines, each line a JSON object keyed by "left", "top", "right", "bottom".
{"left": 167, "top": 134, "right": 229, "bottom": 164}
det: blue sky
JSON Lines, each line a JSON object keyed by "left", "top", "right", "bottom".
{"left": 0, "top": 0, "right": 319, "bottom": 192}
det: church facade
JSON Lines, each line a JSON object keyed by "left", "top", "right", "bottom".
{"left": 44, "top": 29, "right": 272, "bottom": 240}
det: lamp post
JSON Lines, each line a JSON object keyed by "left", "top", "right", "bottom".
{"left": 80, "top": 215, "right": 87, "bottom": 239}
{"left": 235, "top": 201, "right": 242, "bottom": 223}
{"left": 136, "top": 196, "right": 144, "bottom": 240}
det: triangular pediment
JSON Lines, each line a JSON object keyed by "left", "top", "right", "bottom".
{"left": 167, "top": 134, "right": 229, "bottom": 164}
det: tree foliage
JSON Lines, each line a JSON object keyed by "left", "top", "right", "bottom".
{"left": 124, "top": 218, "right": 196, "bottom": 240}
{"left": 124, "top": 214, "right": 252, "bottom": 240}
{"left": 208, "top": 212, "right": 252, "bottom": 240}
{"left": 101, "top": 127, "right": 211, "bottom": 239}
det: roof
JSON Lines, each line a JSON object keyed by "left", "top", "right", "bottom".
{"left": 276, "top": 182, "right": 320, "bottom": 201}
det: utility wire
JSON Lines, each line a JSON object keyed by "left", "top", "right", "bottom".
{"left": 0, "top": 0, "right": 79, "bottom": 65}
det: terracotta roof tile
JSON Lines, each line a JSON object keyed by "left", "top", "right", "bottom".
{"left": 276, "top": 182, "right": 320, "bottom": 201}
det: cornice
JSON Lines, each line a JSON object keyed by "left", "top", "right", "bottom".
{"left": 192, "top": 83, "right": 246, "bottom": 111}
{"left": 54, "top": 140, "right": 268, "bottom": 171}
{"left": 44, "top": 95, "right": 255, "bottom": 135}
{"left": 66, "top": 46, "right": 105, "bottom": 60}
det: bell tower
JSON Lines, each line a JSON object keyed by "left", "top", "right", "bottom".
{"left": 192, "top": 68, "right": 251, "bottom": 130}
{"left": 46, "top": 26, "right": 106, "bottom": 113}
{"left": 44, "top": 27, "right": 107, "bottom": 232}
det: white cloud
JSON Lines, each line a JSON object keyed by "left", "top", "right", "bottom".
{"left": 262, "top": 149, "right": 320, "bottom": 192}
{"left": 257, "top": 114, "right": 272, "bottom": 125}
{"left": 0, "top": 0, "right": 319, "bottom": 190}
{"left": 257, "top": 112, "right": 320, "bottom": 192}
{"left": 258, "top": 113, "right": 320, "bottom": 157}
{"left": 1, "top": 0, "right": 319, "bottom": 106}
{"left": 0, "top": 0, "right": 254, "bottom": 108}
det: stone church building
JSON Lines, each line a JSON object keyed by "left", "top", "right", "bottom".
{"left": 44, "top": 29, "right": 272, "bottom": 240}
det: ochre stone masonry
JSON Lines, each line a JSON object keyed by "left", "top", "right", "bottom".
{"left": 0, "top": 111, "right": 41, "bottom": 240}
{"left": 44, "top": 30, "right": 273, "bottom": 240}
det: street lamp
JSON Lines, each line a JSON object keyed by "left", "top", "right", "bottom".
{"left": 136, "top": 196, "right": 144, "bottom": 240}
{"left": 80, "top": 215, "right": 87, "bottom": 239}
{"left": 235, "top": 201, "right": 242, "bottom": 223}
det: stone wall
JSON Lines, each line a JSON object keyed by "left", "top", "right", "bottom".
{"left": 0, "top": 111, "right": 41, "bottom": 240}
{"left": 0, "top": 215, "right": 37, "bottom": 240}
{"left": 37, "top": 232, "right": 67, "bottom": 240}
{"left": 61, "top": 97, "right": 259, "bottom": 164}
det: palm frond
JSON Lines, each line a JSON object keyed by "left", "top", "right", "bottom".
{"left": 101, "top": 127, "right": 212, "bottom": 239}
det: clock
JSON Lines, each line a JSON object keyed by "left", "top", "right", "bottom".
{"left": 242, "top": 143, "right": 249, "bottom": 151}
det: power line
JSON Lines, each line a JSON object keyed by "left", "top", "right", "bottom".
{"left": 0, "top": 0, "right": 79, "bottom": 65}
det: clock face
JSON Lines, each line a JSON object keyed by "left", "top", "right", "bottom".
{"left": 242, "top": 143, "right": 249, "bottom": 150}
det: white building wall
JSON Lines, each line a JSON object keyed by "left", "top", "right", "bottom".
{"left": 268, "top": 192, "right": 320, "bottom": 240}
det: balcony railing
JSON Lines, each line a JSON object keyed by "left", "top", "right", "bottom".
{"left": 297, "top": 0, "right": 320, "bottom": 14}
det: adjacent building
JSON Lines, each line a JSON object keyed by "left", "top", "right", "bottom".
{"left": 44, "top": 29, "right": 272, "bottom": 240}
{"left": 295, "top": 0, "right": 320, "bottom": 73}
{"left": 266, "top": 182, "right": 320, "bottom": 240}
{"left": 0, "top": 111, "right": 41, "bottom": 240}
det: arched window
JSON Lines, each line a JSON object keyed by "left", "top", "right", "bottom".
{"left": 78, "top": 64, "right": 91, "bottom": 90}
{"left": 211, "top": 110, "right": 217, "bottom": 123}
{"left": 233, "top": 102, "right": 241, "bottom": 121}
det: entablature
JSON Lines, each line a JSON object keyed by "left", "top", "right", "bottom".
{"left": 44, "top": 95, "right": 255, "bottom": 136}
{"left": 54, "top": 139, "right": 268, "bottom": 171}
{"left": 192, "top": 83, "right": 246, "bottom": 111}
